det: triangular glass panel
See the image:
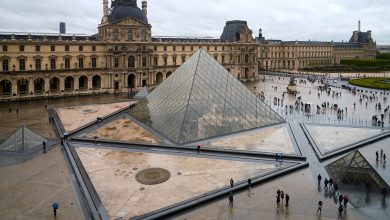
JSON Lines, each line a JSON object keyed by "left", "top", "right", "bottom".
{"left": 0, "top": 126, "right": 47, "bottom": 152}
{"left": 129, "top": 49, "right": 284, "bottom": 144}
{"left": 327, "top": 150, "right": 389, "bottom": 189}
{"left": 304, "top": 124, "right": 387, "bottom": 155}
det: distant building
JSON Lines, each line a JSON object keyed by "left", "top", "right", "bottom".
{"left": 59, "top": 22, "right": 66, "bottom": 34}
{"left": 0, "top": 0, "right": 377, "bottom": 100}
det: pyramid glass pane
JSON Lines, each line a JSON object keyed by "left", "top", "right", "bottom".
{"left": 0, "top": 127, "right": 47, "bottom": 152}
{"left": 327, "top": 151, "right": 388, "bottom": 189}
{"left": 129, "top": 49, "right": 284, "bottom": 144}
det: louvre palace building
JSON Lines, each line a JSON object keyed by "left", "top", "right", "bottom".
{"left": 0, "top": 0, "right": 376, "bottom": 101}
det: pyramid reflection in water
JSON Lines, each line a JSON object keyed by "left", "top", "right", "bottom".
{"left": 130, "top": 49, "right": 284, "bottom": 144}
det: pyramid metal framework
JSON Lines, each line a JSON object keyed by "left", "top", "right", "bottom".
{"left": 129, "top": 49, "right": 284, "bottom": 144}
{"left": 0, "top": 126, "right": 47, "bottom": 152}
{"left": 327, "top": 150, "right": 389, "bottom": 189}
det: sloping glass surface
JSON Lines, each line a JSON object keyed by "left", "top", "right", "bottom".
{"left": 130, "top": 49, "right": 284, "bottom": 144}
{"left": 0, "top": 126, "right": 47, "bottom": 152}
{"left": 133, "top": 87, "right": 149, "bottom": 100}
{"left": 327, "top": 151, "right": 388, "bottom": 189}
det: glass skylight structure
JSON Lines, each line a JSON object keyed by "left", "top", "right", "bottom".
{"left": 130, "top": 49, "right": 284, "bottom": 144}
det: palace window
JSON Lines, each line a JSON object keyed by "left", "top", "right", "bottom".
{"left": 51, "top": 45, "right": 55, "bottom": 52}
{"left": 2, "top": 45, "right": 7, "bottom": 52}
{"left": 154, "top": 46, "right": 157, "bottom": 51}
{"left": 19, "top": 59, "right": 26, "bottom": 71}
{"left": 182, "top": 46, "right": 185, "bottom": 51}
{"left": 79, "top": 58, "right": 84, "bottom": 69}
{"left": 127, "top": 29, "right": 133, "bottom": 41}
{"left": 181, "top": 56, "right": 186, "bottom": 63}
{"left": 65, "top": 45, "right": 70, "bottom": 51}
{"left": 114, "top": 57, "right": 119, "bottom": 68}
{"left": 191, "top": 46, "right": 193, "bottom": 51}
{"left": 153, "top": 57, "right": 158, "bottom": 66}
{"left": 91, "top": 58, "right": 97, "bottom": 68}
{"left": 50, "top": 58, "right": 56, "bottom": 70}
{"left": 128, "top": 56, "right": 135, "bottom": 68}
{"left": 173, "top": 46, "right": 176, "bottom": 51}
{"left": 79, "top": 46, "right": 83, "bottom": 52}
{"left": 164, "top": 46, "right": 167, "bottom": 51}
{"left": 36, "top": 45, "right": 40, "bottom": 52}
{"left": 245, "top": 54, "right": 249, "bottom": 63}
{"left": 141, "top": 30, "right": 147, "bottom": 42}
{"left": 2, "top": 59, "right": 9, "bottom": 71}
{"left": 214, "top": 55, "right": 218, "bottom": 61}
{"left": 173, "top": 56, "right": 176, "bottom": 65}
{"left": 20, "top": 45, "right": 24, "bottom": 52}
{"left": 142, "top": 57, "right": 147, "bottom": 67}
{"left": 64, "top": 58, "right": 70, "bottom": 69}
{"left": 35, "top": 59, "right": 41, "bottom": 70}
{"left": 163, "top": 57, "right": 167, "bottom": 66}
{"left": 113, "top": 29, "right": 119, "bottom": 41}
{"left": 222, "top": 55, "right": 225, "bottom": 64}
{"left": 92, "top": 46, "right": 96, "bottom": 52}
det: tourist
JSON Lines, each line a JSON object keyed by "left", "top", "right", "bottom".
{"left": 317, "top": 174, "right": 322, "bottom": 185}
{"left": 230, "top": 178, "right": 234, "bottom": 188}
{"left": 52, "top": 202, "right": 59, "bottom": 217}
{"left": 42, "top": 141, "right": 47, "bottom": 153}
{"left": 277, "top": 189, "right": 281, "bottom": 198}
{"left": 376, "top": 151, "right": 379, "bottom": 161}
{"left": 384, "top": 154, "right": 386, "bottom": 161}
{"left": 94, "top": 136, "right": 98, "bottom": 145}
{"left": 8, "top": 108, "right": 11, "bottom": 113}
{"left": 338, "top": 194, "right": 343, "bottom": 205}
{"left": 276, "top": 195, "right": 281, "bottom": 208}
{"left": 381, "top": 149, "right": 384, "bottom": 160}
{"left": 329, "top": 178, "right": 333, "bottom": 190}
{"left": 334, "top": 183, "right": 339, "bottom": 195}
{"left": 343, "top": 195, "right": 349, "bottom": 209}
{"left": 247, "top": 178, "right": 252, "bottom": 190}
{"left": 324, "top": 178, "right": 329, "bottom": 189}
{"left": 338, "top": 205, "right": 344, "bottom": 219}
{"left": 317, "top": 201, "right": 323, "bottom": 215}
{"left": 285, "top": 194, "right": 290, "bottom": 207}
{"left": 196, "top": 145, "right": 200, "bottom": 153}
{"left": 281, "top": 191, "right": 285, "bottom": 203}
{"left": 229, "top": 192, "right": 233, "bottom": 207}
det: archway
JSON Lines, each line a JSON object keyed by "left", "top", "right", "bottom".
{"left": 64, "top": 76, "right": 74, "bottom": 92}
{"left": 17, "top": 79, "right": 29, "bottom": 95}
{"left": 156, "top": 72, "right": 163, "bottom": 84}
{"left": 128, "top": 56, "right": 135, "bottom": 68}
{"left": 34, "top": 78, "right": 45, "bottom": 94}
{"left": 92, "top": 75, "right": 101, "bottom": 90}
{"left": 128, "top": 74, "right": 135, "bottom": 88}
{"left": 245, "top": 68, "right": 249, "bottom": 79}
{"left": 166, "top": 72, "right": 172, "bottom": 78}
{"left": 0, "top": 80, "right": 12, "bottom": 96}
{"left": 50, "top": 77, "right": 60, "bottom": 93}
{"left": 79, "top": 75, "right": 88, "bottom": 91}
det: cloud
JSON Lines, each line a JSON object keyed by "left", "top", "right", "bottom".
{"left": 0, "top": 0, "right": 389, "bottom": 44}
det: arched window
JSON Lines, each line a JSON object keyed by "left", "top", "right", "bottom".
{"left": 141, "top": 30, "right": 147, "bottom": 42}
{"left": 113, "top": 29, "right": 119, "bottom": 41}
{"left": 127, "top": 29, "right": 133, "bottom": 41}
{"left": 128, "top": 56, "right": 135, "bottom": 68}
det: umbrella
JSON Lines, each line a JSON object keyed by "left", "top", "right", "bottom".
{"left": 52, "top": 202, "right": 59, "bottom": 209}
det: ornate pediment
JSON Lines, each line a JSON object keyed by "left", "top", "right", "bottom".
{"left": 112, "top": 17, "right": 150, "bottom": 28}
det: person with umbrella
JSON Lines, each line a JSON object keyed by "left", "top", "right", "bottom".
{"left": 52, "top": 202, "right": 59, "bottom": 217}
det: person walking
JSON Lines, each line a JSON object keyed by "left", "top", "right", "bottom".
{"left": 343, "top": 195, "right": 349, "bottom": 209}
{"left": 384, "top": 153, "right": 387, "bottom": 161}
{"left": 376, "top": 151, "right": 379, "bottom": 161}
{"left": 324, "top": 178, "right": 329, "bottom": 189}
{"left": 229, "top": 192, "right": 233, "bottom": 207}
{"left": 329, "top": 178, "right": 333, "bottom": 190}
{"left": 52, "top": 202, "right": 59, "bottom": 217}
{"left": 281, "top": 191, "right": 285, "bottom": 203}
{"left": 42, "top": 141, "right": 47, "bottom": 154}
{"left": 285, "top": 194, "right": 290, "bottom": 207}
{"left": 316, "top": 201, "right": 323, "bottom": 215}
{"left": 230, "top": 178, "right": 234, "bottom": 188}
{"left": 247, "top": 178, "right": 252, "bottom": 190}
{"left": 93, "top": 136, "right": 98, "bottom": 145}
{"left": 334, "top": 183, "right": 339, "bottom": 195}
{"left": 317, "top": 174, "right": 322, "bottom": 186}
{"left": 196, "top": 145, "right": 200, "bottom": 153}
{"left": 381, "top": 149, "right": 384, "bottom": 159}
{"left": 276, "top": 195, "right": 281, "bottom": 208}
{"left": 338, "top": 205, "right": 344, "bottom": 220}
{"left": 338, "top": 194, "right": 343, "bottom": 205}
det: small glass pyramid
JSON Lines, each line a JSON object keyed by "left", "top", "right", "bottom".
{"left": 0, "top": 126, "right": 47, "bottom": 152}
{"left": 130, "top": 49, "right": 284, "bottom": 144}
{"left": 327, "top": 150, "right": 388, "bottom": 189}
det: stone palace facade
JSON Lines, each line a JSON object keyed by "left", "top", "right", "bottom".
{"left": 0, "top": 0, "right": 376, "bottom": 100}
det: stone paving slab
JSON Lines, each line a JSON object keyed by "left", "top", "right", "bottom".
{"left": 200, "top": 124, "right": 298, "bottom": 155}
{"left": 75, "top": 146, "right": 293, "bottom": 219}
{"left": 0, "top": 147, "right": 84, "bottom": 220}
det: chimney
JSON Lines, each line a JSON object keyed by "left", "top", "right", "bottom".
{"left": 102, "top": 0, "right": 109, "bottom": 23}
{"left": 142, "top": 1, "right": 147, "bottom": 16}
{"left": 60, "top": 22, "right": 66, "bottom": 34}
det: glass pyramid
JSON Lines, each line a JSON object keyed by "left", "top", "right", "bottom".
{"left": 0, "top": 126, "right": 48, "bottom": 152}
{"left": 327, "top": 151, "right": 388, "bottom": 189}
{"left": 129, "top": 49, "right": 284, "bottom": 144}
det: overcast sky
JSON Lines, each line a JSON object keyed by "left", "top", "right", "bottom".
{"left": 0, "top": 0, "right": 389, "bottom": 44}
